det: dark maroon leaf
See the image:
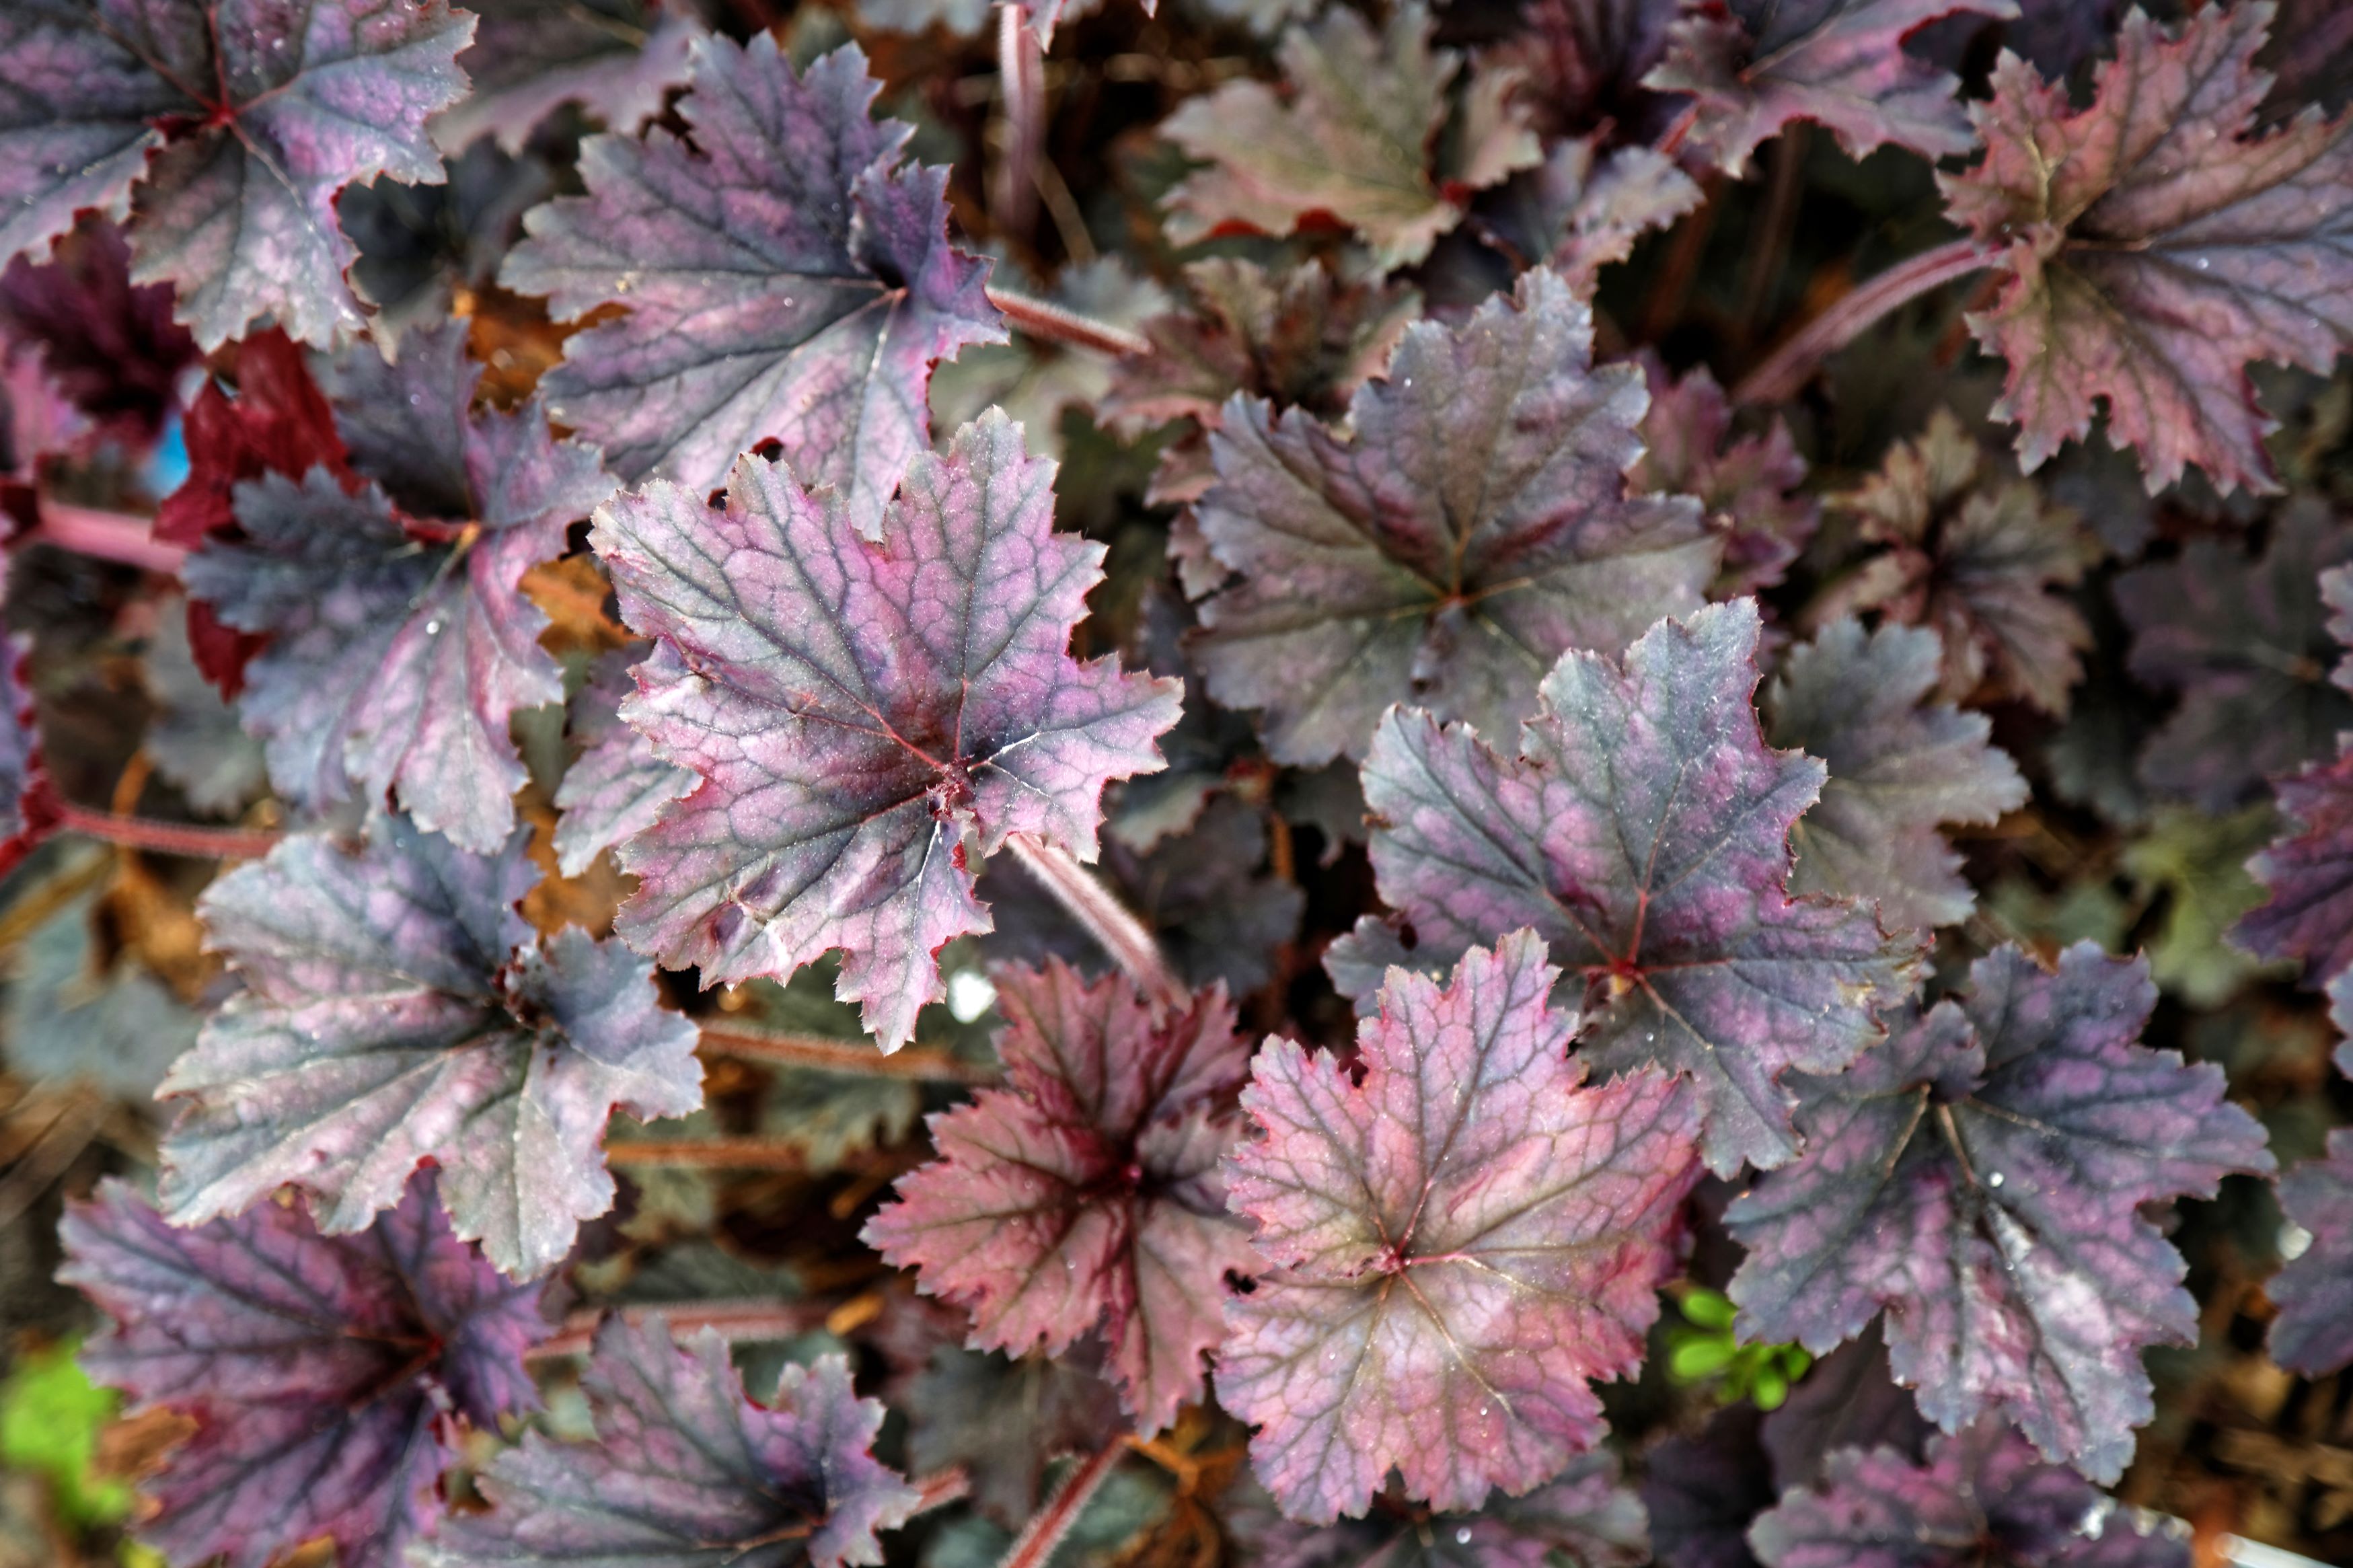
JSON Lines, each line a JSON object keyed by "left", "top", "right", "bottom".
{"left": 1493, "top": 0, "right": 1682, "bottom": 141}
{"left": 157, "top": 811, "right": 704, "bottom": 1279}
{"left": 1647, "top": 0, "right": 2019, "bottom": 177}
{"left": 0, "top": 217, "right": 194, "bottom": 447}
{"left": 1220, "top": 930, "right": 1701, "bottom": 1522}
{"left": 155, "top": 328, "right": 352, "bottom": 552}
{"left": 1186, "top": 267, "right": 1715, "bottom": 766}
{"left": 500, "top": 36, "right": 1003, "bottom": 529}
{"left": 1826, "top": 408, "right": 2093, "bottom": 715}
{"left": 1628, "top": 354, "right": 1818, "bottom": 599}
{"left": 1750, "top": 1423, "right": 2190, "bottom": 1568}
{"left": 1725, "top": 943, "right": 2272, "bottom": 1481}
{"left": 1763, "top": 617, "right": 2027, "bottom": 929}
{"left": 1940, "top": 3, "right": 2353, "bottom": 493}
{"left": 1474, "top": 139, "right": 1703, "bottom": 295}
{"left": 588, "top": 411, "right": 1181, "bottom": 1050}
{"left": 2235, "top": 739, "right": 2353, "bottom": 984}
{"left": 433, "top": 0, "right": 698, "bottom": 155}
{"left": 0, "top": 633, "right": 57, "bottom": 879}
{"left": 184, "top": 324, "right": 612, "bottom": 851}
{"left": 0, "top": 0, "right": 474, "bottom": 348}
{"left": 59, "top": 1169, "right": 548, "bottom": 1568}
{"left": 1331, "top": 599, "right": 1924, "bottom": 1175}
{"left": 1160, "top": 4, "right": 1541, "bottom": 271}
{"left": 2113, "top": 500, "right": 2353, "bottom": 811}
{"left": 1758, "top": 1327, "right": 1931, "bottom": 1489}
{"left": 1641, "top": 1407, "right": 1772, "bottom": 1568}
{"left": 416, "top": 1314, "right": 920, "bottom": 1568}
{"left": 864, "top": 963, "right": 1255, "bottom": 1433}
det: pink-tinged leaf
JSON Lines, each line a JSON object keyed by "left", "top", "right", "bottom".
{"left": 58, "top": 1169, "right": 548, "bottom": 1568}
{"left": 0, "top": 217, "right": 194, "bottom": 448}
{"left": 1647, "top": 0, "right": 2019, "bottom": 177}
{"left": 1725, "top": 943, "right": 2272, "bottom": 1483}
{"left": 1939, "top": 3, "right": 2353, "bottom": 494}
{"left": 1220, "top": 932, "right": 1702, "bottom": 1522}
{"left": 157, "top": 811, "right": 704, "bottom": 1279}
{"left": 865, "top": 963, "right": 1254, "bottom": 1433}
{"left": 1100, "top": 257, "right": 1419, "bottom": 513}
{"left": 1475, "top": 139, "right": 1703, "bottom": 295}
{"left": 1187, "top": 268, "right": 1715, "bottom": 766}
{"left": 0, "top": 634, "right": 59, "bottom": 880}
{"left": 1159, "top": 4, "right": 1541, "bottom": 271}
{"left": 416, "top": 1315, "right": 920, "bottom": 1568}
{"left": 1627, "top": 354, "right": 1818, "bottom": 599}
{"left": 1764, "top": 618, "right": 2027, "bottom": 930}
{"left": 1826, "top": 408, "right": 2092, "bottom": 716}
{"left": 2235, "top": 739, "right": 2353, "bottom": 983}
{"left": 2270, "top": 1012, "right": 2353, "bottom": 1375}
{"left": 433, "top": 0, "right": 699, "bottom": 155}
{"left": 1230, "top": 1454, "right": 1650, "bottom": 1568}
{"left": 184, "top": 324, "right": 612, "bottom": 852}
{"left": 1750, "top": 1423, "right": 2190, "bottom": 1568}
{"left": 1330, "top": 599, "right": 1925, "bottom": 1176}
{"left": 0, "top": 0, "right": 474, "bottom": 349}
{"left": 500, "top": 36, "right": 1002, "bottom": 530}
{"left": 589, "top": 411, "right": 1181, "bottom": 1049}
{"left": 554, "top": 646, "right": 696, "bottom": 878}
{"left": 2113, "top": 499, "right": 2353, "bottom": 811}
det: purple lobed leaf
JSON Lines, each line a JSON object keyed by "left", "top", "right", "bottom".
{"left": 184, "top": 323, "right": 613, "bottom": 852}
{"left": 59, "top": 1168, "right": 548, "bottom": 1568}
{"left": 1940, "top": 2, "right": 2353, "bottom": 494}
{"left": 433, "top": 0, "right": 700, "bottom": 155}
{"left": 1474, "top": 139, "right": 1704, "bottom": 296}
{"left": 1750, "top": 1423, "right": 2190, "bottom": 1568}
{"left": 417, "top": 1314, "right": 920, "bottom": 1568}
{"left": 1231, "top": 1454, "right": 1650, "bottom": 1568}
{"left": 864, "top": 962, "right": 1256, "bottom": 1433}
{"left": 1725, "top": 942, "right": 2272, "bottom": 1483}
{"left": 554, "top": 646, "right": 697, "bottom": 878}
{"left": 2267, "top": 1010, "right": 2353, "bottom": 1374}
{"left": 0, "top": 0, "right": 474, "bottom": 349}
{"left": 157, "top": 811, "right": 704, "bottom": 1279}
{"left": 1627, "top": 354, "right": 1818, "bottom": 599}
{"left": 500, "top": 36, "right": 1003, "bottom": 531}
{"left": 1220, "top": 931, "right": 1702, "bottom": 1522}
{"left": 1646, "top": 0, "right": 2019, "bottom": 178}
{"left": 1329, "top": 599, "right": 1925, "bottom": 1175}
{"left": 1641, "top": 1407, "right": 1772, "bottom": 1568}
{"left": 2234, "top": 737, "right": 2353, "bottom": 983}
{"left": 1764, "top": 617, "right": 2028, "bottom": 930}
{"left": 1187, "top": 268, "right": 1715, "bottom": 766}
{"left": 589, "top": 411, "right": 1181, "bottom": 1050}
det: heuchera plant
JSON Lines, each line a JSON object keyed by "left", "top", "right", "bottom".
{"left": 10, "top": 1, "right": 2353, "bottom": 1565}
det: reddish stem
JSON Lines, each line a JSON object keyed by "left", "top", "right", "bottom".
{"left": 53, "top": 802, "right": 279, "bottom": 860}
{"left": 698, "top": 1024, "right": 997, "bottom": 1084}
{"left": 985, "top": 286, "right": 1152, "bottom": 359}
{"left": 526, "top": 1298, "right": 833, "bottom": 1361}
{"left": 911, "top": 1468, "right": 973, "bottom": 1516}
{"left": 32, "top": 501, "right": 188, "bottom": 574}
{"left": 993, "top": 2, "right": 1045, "bottom": 242}
{"left": 1733, "top": 237, "right": 1998, "bottom": 406}
{"left": 603, "top": 1137, "right": 814, "bottom": 1172}
{"left": 1004, "top": 834, "right": 1183, "bottom": 1008}
{"left": 996, "top": 1439, "right": 1127, "bottom": 1568}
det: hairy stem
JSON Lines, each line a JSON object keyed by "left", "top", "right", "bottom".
{"left": 1004, "top": 833, "right": 1183, "bottom": 1007}
{"left": 997, "top": 1439, "right": 1127, "bottom": 1568}
{"left": 992, "top": 2, "right": 1045, "bottom": 243}
{"left": 33, "top": 501, "right": 188, "bottom": 574}
{"left": 53, "top": 802, "right": 280, "bottom": 860}
{"left": 527, "top": 1298, "right": 833, "bottom": 1360}
{"left": 603, "top": 1137, "right": 815, "bottom": 1172}
{"left": 698, "top": 1022, "right": 997, "bottom": 1084}
{"left": 1733, "top": 237, "right": 1997, "bottom": 405}
{"left": 911, "top": 1468, "right": 974, "bottom": 1516}
{"left": 986, "top": 285, "right": 1152, "bottom": 358}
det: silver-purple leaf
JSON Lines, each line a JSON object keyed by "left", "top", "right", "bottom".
{"left": 158, "top": 812, "right": 704, "bottom": 1279}
{"left": 1331, "top": 599, "right": 1925, "bottom": 1176}
{"left": 433, "top": 0, "right": 699, "bottom": 155}
{"left": 1750, "top": 1423, "right": 2190, "bottom": 1568}
{"left": 1647, "top": 0, "right": 2018, "bottom": 178}
{"left": 184, "top": 324, "right": 612, "bottom": 852}
{"left": 416, "top": 1314, "right": 920, "bottom": 1568}
{"left": 1220, "top": 931, "right": 1702, "bottom": 1522}
{"left": 1188, "top": 268, "right": 1715, "bottom": 766}
{"left": 0, "top": 0, "right": 474, "bottom": 349}
{"left": 554, "top": 646, "right": 696, "bottom": 878}
{"left": 1725, "top": 943, "right": 2272, "bottom": 1483}
{"left": 500, "top": 36, "right": 1002, "bottom": 531}
{"left": 2235, "top": 739, "right": 2353, "bottom": 984}
{"left": 1764, "top": 618, "right": 2027, "bottom": 930}
{"left": 589, "top": 411, "right": 1181, "bottom": 1050}
{"left": 59, "top": 1169, "right": 548, "bottom": 1568}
